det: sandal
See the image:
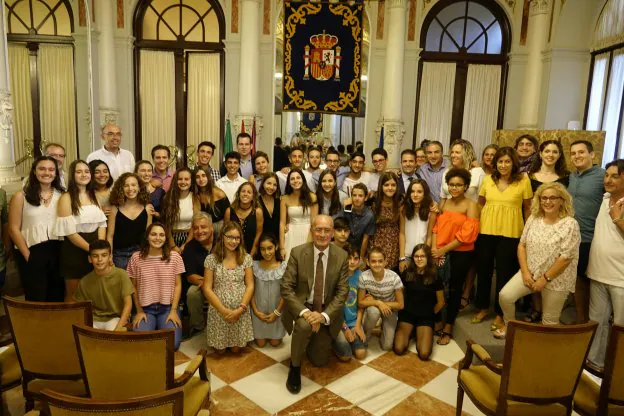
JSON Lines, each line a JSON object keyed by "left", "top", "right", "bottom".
{"left": 471, "top": 311, "right": 489, "bottom": 324}
{"left": 493, "top": 327, "right": 507, "bottom": 339}
{"left": 523, "top": 311, "right": 542, "bottom": 323}
{"left": 459, "top": 296, "right": 471, "bottom": 310}
{"left": 436, "top": 331, "right": 452, "bottom": 345}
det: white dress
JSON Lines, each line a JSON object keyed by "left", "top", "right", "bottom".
{"left": 403, "top": 213, "right": 429, "bottom": 257}
{"left": 284, "top": 205, "right": 311, "bottom": 260}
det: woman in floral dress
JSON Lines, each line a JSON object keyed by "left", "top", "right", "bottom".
{"left": 370, "top": 172, "right": 402, "bottom": 270}
{"left": 203, "top": 221, "right": 254, "bottom": 352}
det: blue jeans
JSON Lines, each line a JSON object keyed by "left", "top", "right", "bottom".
{"left": 113, "top": 246, "right": 139, "bottom": 270}
{"left": 135, "top": 304, "right": 182, "bottom": 350}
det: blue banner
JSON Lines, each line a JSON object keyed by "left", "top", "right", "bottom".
{"left": 283, "top": 1, "right": 363, "bottom": 115}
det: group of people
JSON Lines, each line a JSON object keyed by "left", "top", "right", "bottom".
{"left": 0, "top": 123, "right": 623, "bottom": 394}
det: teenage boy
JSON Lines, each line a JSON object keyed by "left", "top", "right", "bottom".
{"left": 338, "top": 183, "right": 375, "bottom": 260}
{"left": 333, "top": 218, "right": 351, "bottom": 250}
{"left": 341, "top": 152, "right": 373, "bottom": 196}
{"left": 196, "top": 141, "right": 221, "bottom": 183}
{"left": 417, "top": 141, "right": 447, "bottom": 202}
{"left": 151, "top": 144, "right": 174, "bottom": 192}
{"left": 74, "top": 240, "right": 134, "bottom": 331}
{"left": 306, "top": 145, "right": 324, "bottom": 191}
{"left": 325, "top": 148, "right": 349, "bottom": 189}
{"left": 333, "top": 244, "right": 367, "bottom": 361}
{"left": 358, "top": 247, "right": 404, "bottom": 351}
{"left": 369, "top": 148, "right": 388, "bottom": 193}
{"left": 277, "top": 145, "right": 315, "bottom": 193}
{"left": 216, "top": 151, "right": 248, "bottom": 203}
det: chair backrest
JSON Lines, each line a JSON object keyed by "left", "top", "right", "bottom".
{"left": 600, "top": 324, "right": 624, "bottom": 413}
{"left": 498, "top": 320, "right": 598, "bottom": 413}
{"left": 40, "top": 387, "right": 184, "bottom": 416}
{"left": 73, "top": 324, "right": 175, "bottom": 399}
{"left": 3, "top": 296, "right": 92, "bottom": 379}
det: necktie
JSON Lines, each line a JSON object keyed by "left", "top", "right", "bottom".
{"left": 313, "top": 252, "right": 324, "bottom": 312}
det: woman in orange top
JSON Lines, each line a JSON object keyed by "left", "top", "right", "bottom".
{"left": 431, "top": 168, "right": 480, "bottom": 345}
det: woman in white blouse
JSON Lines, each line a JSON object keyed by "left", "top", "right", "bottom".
{"left": 161, "top": 167, "right": 198, "bottom": 252}
{"left": 56, "top": 160, "right": 107, "bottom": 300}
{"left": 496, "top": 183, "right": 580, "bottom": 339}
{"left": 8, "top": 156, "right": 65, "bottom": 301}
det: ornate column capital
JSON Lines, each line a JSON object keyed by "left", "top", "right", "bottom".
{"left": 386, "top": 0, "right": 408, "bottom": 10}
{"left": 530, "top": 0, "right": 551, "bottom": 16}
{"left": 375, "top": 119, "right": 405, "bottom": 168}
{"left": 0, "top": 89, "right": 14, "bottom": 145}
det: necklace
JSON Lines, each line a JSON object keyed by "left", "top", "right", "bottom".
{"left": 40, "top": 191, "right": 52, "bottom": 205}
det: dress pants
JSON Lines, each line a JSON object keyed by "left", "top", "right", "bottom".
{"left": 588, "top": 280, "right": 624, "bottom": 367}
{"left": 291, "top": 316, "right": 333, "bottom": 367}
{"left": 15, "top": 241, "right": 63, "bottom": 302}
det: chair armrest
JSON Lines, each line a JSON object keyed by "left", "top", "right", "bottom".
{"left": 197, "top": 410, "right": 211, "bottom": 416}
{"left": 462, "top": 340, "right": 503, "bottom": 375}
{"left": 174, "top": 349, "right": 209, "bottom": 387}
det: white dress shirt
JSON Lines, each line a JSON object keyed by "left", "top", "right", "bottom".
{"left": 299, "top": 245, "right": 331, "bottom": 325}
{"left": 216, "top": 174, "right": 248, "bottom": 203}
{"left": 86, "top": 147, "right": 135, "bottom": 181}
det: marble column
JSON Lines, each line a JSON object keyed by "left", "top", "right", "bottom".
{"left": 95, "top": 0, "right": 119, "bottom": 126}
{"left": 517, "top": 0, "right": 551, "bottom": 129}
{"left": 236, "top": 0, "right": 263, "bottom": 138}
{"left": 376, "top": 0, "right": 407, "bottom": 167}
{"left": 0, "top": 0, "right": 21, "bottom": 191}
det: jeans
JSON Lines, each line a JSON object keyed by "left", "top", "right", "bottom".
{"left": 363, "top": 306, "right": 398, "bottom": 351}
{"left": 588, "top": 280, "right": 624, "bottom": 367}
{"left": 332, "top": 327, "right": 367, "bottom": 358}
{"left": 135, "top": 304, "right": 182, "bottom": 350}
{"left": 113, "top": 246, "right": 139, "bottom": 270}
{"left": 499, "top": 271, "right": 569, "bottom": 325}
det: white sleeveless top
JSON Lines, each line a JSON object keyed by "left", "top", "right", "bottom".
{"left": 174, "top": 193, "right": 194, "bottom": 230}
{"left": 21, "top": 190, "right": 62, "bottom": 247}
{"left": 55, "top": 204, "right": 107, "bottom": 236}
{"left": 403, "top": 213, "right": 429, "bottom": 257}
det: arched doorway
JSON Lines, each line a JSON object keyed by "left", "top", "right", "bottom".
{"left": 414, "top": 0, "right": 511, "bottom": 155}
{"left": 4, "top": 0, "right": 77, "bottom": 174}
{"left": 133, "top": 0, "right": 225, "bottom": 165}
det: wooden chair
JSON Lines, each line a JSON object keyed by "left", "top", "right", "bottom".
{"left": 456, "top": 320, "right": 598, "bottom": 416}
{"left": 574, "top": 324, "right": 624, "bottom": 415}
{"left": 24, "top": 387, "right": 212, "bottom": 416}
{"left": 72, "top": 324, "right": 210, "bottom": 416}
{"left": 3, "top": 296, "right": 92, "bottom": 411}
{"left": 0, "top": 335, "right": 22, "bottom": 410}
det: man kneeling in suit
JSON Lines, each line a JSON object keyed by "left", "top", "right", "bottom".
{"left": 280, "top": 215, "right": 349, "bottom": 394}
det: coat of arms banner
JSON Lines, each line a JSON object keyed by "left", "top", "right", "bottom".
{"left": 283, "top": 0, "right": 363, "bottom": 115}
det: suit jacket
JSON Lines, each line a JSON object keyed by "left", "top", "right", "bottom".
{"left": 280, "top": 242, "right": 349, "bottom": 338}
{"left": 398, "top": 172, "right": 421, "bottom": 196}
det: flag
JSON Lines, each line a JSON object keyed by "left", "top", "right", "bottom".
{"left": 241, "top": 119, "right": 245, "bottom": 134}
{"left": 378, "top": 125, "right": 384, "bottom": 149}
{"left": 224, "top": 119, "right": 233, "bottom": 155}
{"left": 251, "top": 117, "right": 257, "bottom": 155}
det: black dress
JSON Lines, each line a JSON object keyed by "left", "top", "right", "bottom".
{"left": 529, "top": 175, "right": 570, "bottom": 193}
{"left": 229, "top": 208, "right": 257, "bottom": 253}
{"left": 259, "top": 197, "right": 280, "bottom": 239}
{"left": 200, "top": 197, "right": 230, "bottom": 223}
{"left": 398, "top": 273, "right": 442, "bottom": 328}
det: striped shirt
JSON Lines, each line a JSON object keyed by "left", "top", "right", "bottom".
{"left": 127, "top": 251, "right": 185, "bottom": 307}
{"left": 358, "top": 269, "right": 403, "bottom": 302}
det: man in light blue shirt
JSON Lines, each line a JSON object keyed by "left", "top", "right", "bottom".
{"left": 417, "top": 141, "right": 447, "bottom": 203}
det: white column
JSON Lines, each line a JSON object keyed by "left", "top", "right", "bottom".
{"left": 0, "top": 0, "right": 21, "bottom": 191}
{"left": 377, "top": 0, "right": 407, "bottom": 167}
{"left": 517, "top": 0, "right": 551, "bottom": 129}
{"left": 236, "top": 0, "right": 262, "bottom": 137}
{"left": 95, "top": 0, "right": 119, "bottom": 126}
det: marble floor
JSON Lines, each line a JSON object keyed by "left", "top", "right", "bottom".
{"left": 2, "top": 331, "right": 591, "bottom": 416}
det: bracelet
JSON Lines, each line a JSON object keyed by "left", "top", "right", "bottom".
{"left": 543, "top": 273, "right": 552, "bottom": 282}
{"left": 399, "top": 257, "right": 407, "bottom": 262}
{"left": 273, "top": 309, "right": 282, "bottom": 317}
{"left": 239, "top": 303, "right": 248, "bottom": 311}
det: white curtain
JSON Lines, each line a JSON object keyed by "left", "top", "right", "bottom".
{"left": 416, "top": 62, "right": 456, "bottom": 149}
{"left": 187, "top": 53, "right": 220, "bottom": 165}
{"left": 140, "top": 50, "right": 176, "bottom": 158}
{"left": 593, "top": 0, "right": 624, "bottom": 51}
{"left": 8, "top": 44, "right": 33, "bottom": 176}
{"left": 340, "top": 116, "right": 352, "bottom": 145}
{"left": 461, "top": 64, "right": 501, "bottom": 157}
{"left": 586, "top": 53, "right": 611, "bottom": 131}
{"left": 601, "top": 48, "right": 624, "bottom": 165}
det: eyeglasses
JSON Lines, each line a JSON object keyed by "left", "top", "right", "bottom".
{"left": 104, "top": 132, "right": 122, "bottom": 138}
{"left": 47, "top": 153, "right": 65, "bottom": 158}
{"left": 224, "top": 235, "right": 241, "bottom": 241}
{"left": 326, "top": 159, "right": 339, "bottom": 164}
{"left": 372, "top": 158, "right": 386, "bottom": 164}
{"left": 540, "top": 196, "right": 562, "bottom": 202}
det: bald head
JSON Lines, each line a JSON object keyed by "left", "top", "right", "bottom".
{"left": 101, "top": 123, "right": 122, "bottom": 152}
{"left": 311, "top": 215, "right": 334, "bottom": 250}
{"left": 312, "top": 214, "right": 333, "bottom": 229}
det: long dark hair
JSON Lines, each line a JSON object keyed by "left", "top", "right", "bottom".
{"left": 316, "top": 169, "right": 341, "bottom": 216}
{"left": 88, "top": 159, "right": 114, "bottom": 189}
{"left": 67, "top": 160, "right": 99, "bottom": 215}
{"left": 109, "top": 172, "right": 150, "bottom": 207}
{"left": 161, "top": 167, "right": 194, "bottom": 233}
{"left": 254, "top": 232, "right": 283, "bottom": 262}
{"left": 284, "top": 168, "right": 314, "bottom": 214}
{"left": 528, "top": 140, "right": 569, "bottom": 177}
{"left": 24, "top": 156, "right": 64, "bottom": 206}
{"left": 259, "top": 172, "right": 281, "bottom": 199}
{"left": 491, "top": 146, "right": 523, "bottom": 184}
{"left": 403, "top": 179, "right": 432, "bottom": 221}
{"left": 403, "top": 244, "right": 437, "bottom": 285}
{"left": 193, "top": 166, "right": 215, "bottom": 212}
{"left": 139, "top": 222, "right": 171, "bottom": 261}
{"left": 374, "top": 171, "right": 401, "bottom": 223}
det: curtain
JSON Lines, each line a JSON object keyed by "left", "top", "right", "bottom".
{"left": 187, "top": 53, "right": 220, "bottom": 166}
{"left": 8, "top": 44, "right": 33, "bottom": 176}
{"left": 461, "top": 64, "right": 501, "bottom": 157}
{"left": 38, "top": 44, "right": 78, "bottom": 164}
{"left": 586, "top": 53, "right": 611, "bottom": 131}
{"left": 140, "top": 50, "right": 176, "bottom": 158}
{"left": 593, "top": 0, "right": 624, "bottom": 51}
{"left": 416, "top": 62, "right": 456, "bottom": 150}
{"left": 601, "top": 48, "right": 624, "bottom": 164}
{"left": 340, "top": 116, "right": 352, "bottom": 145}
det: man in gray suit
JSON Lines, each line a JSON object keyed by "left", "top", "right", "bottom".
{"left": 281, "top": 215, "right": 349, "bottom": 394}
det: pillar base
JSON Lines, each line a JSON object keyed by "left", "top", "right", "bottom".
{"left": 234, "top": 114, "right": 264, "bottom": 140}
{"left": 0, "top": 165, "right": 23, "bottom": 195}
{"left": 375, "top": 119, "right": 405, "bottom": 168}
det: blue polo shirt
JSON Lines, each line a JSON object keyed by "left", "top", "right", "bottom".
{"left": 568, "top": 165, "right": 605, "bottom": 242}
{"left": 339, "top": 206, "right": 376, "bottom": 251}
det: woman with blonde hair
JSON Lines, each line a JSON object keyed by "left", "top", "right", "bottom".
{"left": 439, "top": 139, "right": 485, "bottom": 205}
{"left": 495, "top": 182, "right": 580, "bottom": 339}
